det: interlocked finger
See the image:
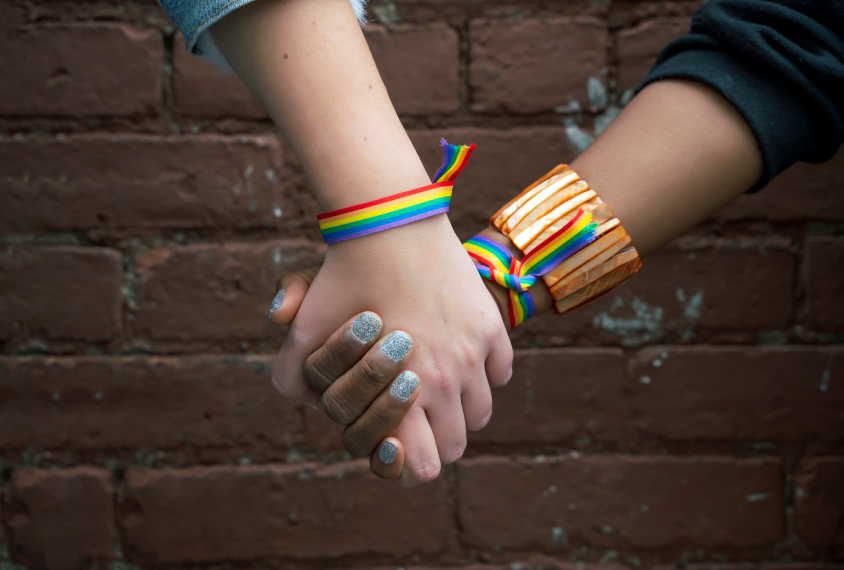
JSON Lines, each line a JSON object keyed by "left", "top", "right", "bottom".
{"left": 342, "top": 370, "right": 421, "bottom": 456}
{"left": 321, "top": 330, "right": 414, "bottom": 425}
{"left": 303, "top": 312, "right": 384, "bottom": 392}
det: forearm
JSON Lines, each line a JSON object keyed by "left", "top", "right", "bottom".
{"left": 571, "top": 79, "right": 763, "bottom": 255}
{"left": 482, "top": 79, "right": 764, "bottom": 322}
{"left": 210, "top": 0, "right": 429, "bottom": 211}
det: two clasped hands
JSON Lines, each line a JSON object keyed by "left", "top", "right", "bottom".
{"left": 210, "top": 0, "right": 765, "bottom": 486}
{"left": 268, "top": 217, "right": 554, "bottom": 485}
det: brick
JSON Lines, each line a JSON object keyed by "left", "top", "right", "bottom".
{"left": 172, "top": 33, "right": 267, "bottom": 119}
{"left": 458, "top": 455, "right": 782, "bottom": 550}
{"left": 514, "top": 239, "right": 795, "bottom": 347}
{"left": 657, "top": 565, "right": 844, "bottom": 570}
{"left": 469, "top": 18, "right": 607, "bottom": 113}
{"left": 122, "top": 462, "right": 455, "bottom": 563}
{"left": 0, "top": 246, "right": 122, "bottom": 342}
{"left": 409, "top": 127, "right": 579, "bottom": 240}
{"left": 132, "top": 240, "right": 325, "bottom": 343}
{"left": 367, "top": 23, "right": 460, "bottom": 115}
{"left": 469, "top": 348, "right": 628, "bottom": 445}
{"left": 803, "top": 237, "right": 844, "bottom": 331}
{"left": 794, "top": 457, "right": 844, "bottom": 552}
{"left": 0, "top": 356, "right": 293, "bottom": 455}
{"left": 715, "top": 150, "right": 844, "bottom": 221}
{"left": 398, "top": 562, "right": 627, "bottom": 570}
{"left": 8, "top": 467, "right": 114, "bottom": 570}
{"left": 0, "top": 24, "right": 162, "bottom": 117}
{"left": 616, "top": 19, "right": 691, "bottom": 94}
{"left": 629, "top": 346, "right": 844, "bottom": 440}
{"left": 0, "top": 134, "right": 285, "bottom": 233}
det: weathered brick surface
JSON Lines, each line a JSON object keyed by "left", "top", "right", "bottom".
{"left": 629, "top": 346, "right": 844, "bottom": 441}
{"left": 132, "top": 240, "right": 324, "bottom": 343}
{"left": 656, "top": 565, "right": 844, "bottom": 570}
{"left": 172, "top": 34, "right": 267, "bottom": 119}
{"left": 616, "top": 19, "right": 691, "bottom": 93}
{"left": 0, "top": 135, "right": 284, "bottom": 233}
{"left": 409, "top": 128, "right": 579, "bottom": 239}
{"left": 716, "top": 150, "right": 844, "bottom": 221}
{"left": 396, "top": 562, "right": 628, "bottom": 570}
{"left": 469, "top": 348, "right": 628, "bottom": 445}
{"left": 367, "top": 23, "right": 460, "bottom": 115}
{"left": 513, "top": 239, "right": 795, "bottom": 347}
{"left": 0, "top": 24, "right": 162, "bottom": 117}
{"left": 458, "top": 455, "right": 782, "bottom": 550}
{"left": 8, "top": 467, "right": 114, "bottom": 570}
{"left": 3, "top": 2, "right": 844, "bottom": 567}
{"left": 469, "top": 18, "right": 607, "bottom": 113}
{"left": 802, "top": 237, "right": 844, "bottom": 331}
{"left": 0, "top": 356, "right": 292, "bottom": 454}
{"left": 794, "top": 457, "right": 844, "bottom": 552}
{"left": 122, "top": 462, "right": 455, "bottom": 563}
{"left": 0, "top": 246, "right": 122, "bottom": 342}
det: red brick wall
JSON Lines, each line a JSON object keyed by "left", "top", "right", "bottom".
{"left": 1, "top": 1, "right": 842, "bottom": 568}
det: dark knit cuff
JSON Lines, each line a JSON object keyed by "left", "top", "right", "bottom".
{"left": 637, "top": 48, "right": 817, "bottom": 193}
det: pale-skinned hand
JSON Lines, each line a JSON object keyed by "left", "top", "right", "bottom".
{"left": 271, "top": 225, "right": 554, "bottom": 482}
{"left": 271, "top": 214, "right": 514, "bottom": 486}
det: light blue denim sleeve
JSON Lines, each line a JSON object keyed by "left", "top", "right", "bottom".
{"left": 159, "top": 0, "right": 368, "bottom": 60}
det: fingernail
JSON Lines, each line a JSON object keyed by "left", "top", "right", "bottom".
{"left": 381, "top": 331, "right": 412, "bottom": 362}
{"left": 351, "top": 312, "right": 382, "bottom": 344}
{"left": 390, "top": 370, "right": 419, "bottom": 402}
{"left": 379, "top": 440, "right": 398, "bottom": 464}
{"left": 268, "top": 289, "right": 285, "bottom": 321}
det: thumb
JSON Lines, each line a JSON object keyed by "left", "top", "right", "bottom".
{"left": 269, "top": 264, "right": 322, "bottom": 326}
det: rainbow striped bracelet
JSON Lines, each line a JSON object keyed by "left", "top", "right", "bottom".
{"left": 464, "top": 208, "right": 599, "bottom": 328}
{"left": 318, "top": 140, "right": 476, "bottom": 245}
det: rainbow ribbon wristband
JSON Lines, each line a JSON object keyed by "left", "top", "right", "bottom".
{"left": 318, "top": 140, "right": 476, "bottom": 244}
{"left": 463, "top": 209, "right": 598, "bottom": 328}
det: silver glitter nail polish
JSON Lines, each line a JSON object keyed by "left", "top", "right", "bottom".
{"left": 381, "top": 331, "right": 412, "bottom": 362}
{"left": 379, "top": 440, "right": 398, "bottom": 464}
{"left": 268, "top": 289, "right": 285, "bottom": 321}
{"left": 390, "top": 370, "right": 419, "bottom": 402}
{"left": 350, "top": 312, "right": 382, "bottom": 344}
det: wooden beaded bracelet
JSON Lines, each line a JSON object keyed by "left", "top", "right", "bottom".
{"left": 472, "top": 165, "right": 641, "bottom": 325}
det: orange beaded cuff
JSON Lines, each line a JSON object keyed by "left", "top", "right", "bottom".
{"left": 490, "top": 165, "right": 642, "bottom": 315}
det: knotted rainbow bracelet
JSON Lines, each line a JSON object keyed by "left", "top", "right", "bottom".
{"left": 318, "top": 140, "right": 475, "bottom": 244}
{"left": 464, "top": 208, "right": 600, "bottom": 328}
{"left": 472, "top": 164, "right": 642, "bottom": 328}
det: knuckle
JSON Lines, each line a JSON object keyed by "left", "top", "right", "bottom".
{"left": 473, "top": 408, "right": 493, "bottom": 431}
{"left": 342, "top": 427, "right": 373, "bottom": 457}
{"left": 442, "top": 442, "right": 466, "bottom": 464}
{"left": 367, "top": 400, "right": 397, "bottom": 432}
{"left": 430, "top": 370, "right": 458, "bottom": 398}
{"left": 302, "top": 358, "right": 332, "bottom": 391}
{"left": 354, "top": 359, "right": 392, "bottom": 390}
{"left": 271, "top": 375, "right": 300, "bottom": 400}
{"left": 458, "top": 342, "right": 483, "bottom": 372}
{"left": 413, "top": 459, "right": 441, "bottom": 482}
{"left": 321, "top": 392, "right": 354, "bottom": 425}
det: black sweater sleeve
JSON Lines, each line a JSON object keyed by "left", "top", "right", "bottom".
{"left": 638, "top": 0, "right": 844, "bottom": 192}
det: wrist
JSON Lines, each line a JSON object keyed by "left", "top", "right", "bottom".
{"left": 325, "top": 213, "right": 458, "bottom": 267}
{"left": 476, "top": 226, "right": 554, "bottom": 328}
